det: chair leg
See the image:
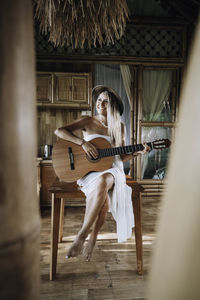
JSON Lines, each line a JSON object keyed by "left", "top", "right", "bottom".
{"left": 50, "top": 194, "right": 61, "bottom": 280}
{"left": 59, "top": 198, "right": 65, "bottom": 243}
{"left": 132, "top": 191, "right": 143, "bottom": 275}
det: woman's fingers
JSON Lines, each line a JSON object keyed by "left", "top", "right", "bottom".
{"left": 143, "top": 142, "right": 151, "bottom": 153}
{"left": 82, "top": 141, "right": 99, "bottom": 159}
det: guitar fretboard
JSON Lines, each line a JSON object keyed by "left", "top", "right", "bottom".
{"left": 98, "top": 142, "right": 152, "bottom": 158}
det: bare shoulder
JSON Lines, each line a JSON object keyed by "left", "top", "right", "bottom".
{"left": 82, "top": 116, "right": 94, "bottom": 124}
{"left": 59, "top": 116, "right": 94, "bottom": 131}
{"left": 78, "top": 116, "right": 96, "bottom": 128}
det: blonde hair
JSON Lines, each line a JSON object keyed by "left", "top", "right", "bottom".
{"left": 106, "top": 92, "right": 122, "bottom": 147}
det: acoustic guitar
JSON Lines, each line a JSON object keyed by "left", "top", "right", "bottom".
{"left": 52, "top": 137, "right": 171, "bottom": 182}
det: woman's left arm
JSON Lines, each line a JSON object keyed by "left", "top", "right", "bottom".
{"left": 120, "top": 124, "right": 150, "bottom": 162}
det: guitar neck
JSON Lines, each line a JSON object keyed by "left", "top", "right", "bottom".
{"left": 98, "top": 142, "right": 152, "bottom": 158}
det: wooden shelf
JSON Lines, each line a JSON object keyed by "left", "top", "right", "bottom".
{"left": 37, "top": 103, "right": 91, "bottom": 109}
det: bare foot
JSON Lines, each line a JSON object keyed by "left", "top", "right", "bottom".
{"left": 82, "top": 236, "right": 97, "bottom": 261}
{"left": 66, "top": 234, "right": 86, "bottom": 258}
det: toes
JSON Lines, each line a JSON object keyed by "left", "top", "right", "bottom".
{"left": 82, "top": 242, "right": 94, "bottom": 261}
{"left": 86, "top": 254, "right": 91, "bottom": 262}
{"left": 66, "top": 238, "right": 85, "bottom": 258}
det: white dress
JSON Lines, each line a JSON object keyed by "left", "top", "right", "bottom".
{"left": 77, "top": 133, "right": 134, "bottom": 243}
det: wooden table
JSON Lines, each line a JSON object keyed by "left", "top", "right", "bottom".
{"left": 49, "top": 176, "right": 144, "bottom": 280}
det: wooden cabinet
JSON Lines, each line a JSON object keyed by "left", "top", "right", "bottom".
{"left": 54, "top": 74, "right": 71, "bottom": 103}
{"left": 36, "top": 72, "right": 91, "bottom": 108}
{"left": 54, "top": 73, "right": 89, "bottom": 105}
{"left": 40, "top": 161, "right": 56, "bottom": 206}
{"left": 72, "top": 76, "right": 88, "bottom": 102}
{"left": 36, "top": 73, "right": 53, "bottom": 103}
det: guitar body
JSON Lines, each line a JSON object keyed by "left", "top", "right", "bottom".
{"left": 52, "top": 138, "right": 113, "bottom": 182}
{"left": 52, "top": 136, "right": 171, "bottom": 183}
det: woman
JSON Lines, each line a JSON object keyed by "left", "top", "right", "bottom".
{"left": 55, "top": 85, "right": 150, "bottom": 261}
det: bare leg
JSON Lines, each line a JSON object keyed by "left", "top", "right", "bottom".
{"left": 67, "top": 173, "right": 114, "bottom": 258}
{"left": 83, "top": 197, "right": 109, "bottom": 261}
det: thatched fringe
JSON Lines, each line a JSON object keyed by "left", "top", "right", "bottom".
{"left": 34, "top": 0, "right": 129, "bottom": 48}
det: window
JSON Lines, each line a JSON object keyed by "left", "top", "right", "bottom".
{"left": 137, "top": 67, "right": 179, "bottom": 181}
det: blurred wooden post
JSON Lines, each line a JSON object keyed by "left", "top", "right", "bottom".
{"left": 148, "top": 18, "right": 200, "bottom": 300}
{"left": 0, "top": 1, "right": 40, "bottom": 299}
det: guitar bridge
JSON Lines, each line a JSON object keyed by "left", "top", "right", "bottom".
{"left": 68, "top": 147, "right": 75, "bottom": 170}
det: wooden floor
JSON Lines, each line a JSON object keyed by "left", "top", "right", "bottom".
{"left": 40, "top": 195, "right": 161, "bottom": 300}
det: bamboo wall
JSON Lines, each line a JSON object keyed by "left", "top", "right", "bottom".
{"left": 37, "top": 108, "right": 83, "bottom": 156}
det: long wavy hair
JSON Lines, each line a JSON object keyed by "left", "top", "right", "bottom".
{"left": 106, "top": 91, "right": 123, "bottom": 147}
{"left": 93, "top": 86, "right": 124, "bottom": 147}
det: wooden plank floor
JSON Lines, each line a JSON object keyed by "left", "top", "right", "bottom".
{"left": 40, "top": 196, "right": 161, "bottom": 299}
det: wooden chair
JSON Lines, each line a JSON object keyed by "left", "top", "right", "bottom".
{"left": 49, "top": 176, "right": 144, "bottom": 280}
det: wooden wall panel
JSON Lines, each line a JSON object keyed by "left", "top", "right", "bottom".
{"left": 37, "top": 108, "right": 82, "bottom": 156}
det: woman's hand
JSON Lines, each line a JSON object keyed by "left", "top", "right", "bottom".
{"left": 142, "top": 142, "right": 151, "bottom": 154}
{"left": 81, "top": 140, "right": 99, "bottom": 159}
{"left": 133, "top": 142, "right": 151, "bottom": 156}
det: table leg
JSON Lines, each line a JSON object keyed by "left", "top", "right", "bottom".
{"left": 59, "top": 198, "right": 65, "bottom": 243}
{"left": 50, "top": 194, "right": 61, "bottom": 280}
{"left": 132, "top": 191, "right": 143, "bottom": 275}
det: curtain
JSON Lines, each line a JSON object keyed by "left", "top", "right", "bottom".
{"left": 120, "top": 65, "right": 131, "bottom": 107}
{"left": 141, "top": 70, "right": 173, "bottom": 179}
{"left": 143, "top": 70, "right": 172, "bottom": 121}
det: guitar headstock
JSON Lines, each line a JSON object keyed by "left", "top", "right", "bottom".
{"left": 152, "top": 139, "right": 171, "bottom": 150}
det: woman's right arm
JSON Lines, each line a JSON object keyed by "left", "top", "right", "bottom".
{"left": 54, "top": 116, "right": 90, "bottom": 145}
{"left": 54, "top": 117, "right": 99, "bottom": 159}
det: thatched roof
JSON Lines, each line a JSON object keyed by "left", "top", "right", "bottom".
{"left": 34, "top": 0, "right": 129, "bottom": 49}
